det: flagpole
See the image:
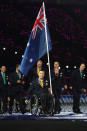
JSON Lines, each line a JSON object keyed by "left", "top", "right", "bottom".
{"left": 43, "top": 2, "right": 53, "bottom": 94}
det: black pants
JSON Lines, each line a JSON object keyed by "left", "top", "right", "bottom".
{"left": 0, "top": 90, "right": 2, "bottom": 112}
{"left": 54, "top": 94, "right": 61, "bottom": 112}
{"left": 0, "top": 100, "right": 1, "bottom": 111}
{"left": 73, "top": 89, "right": 81, "bottom": 111}
{"left": 9, "top": 91, "right": 25, "bottom": 113}
{"left": 41, "top": 93, "right": 53, "bottom": 113}
{"left": 2, "top": 95, "right": 8, "bottom": 112}
{"left": 1, "top": 87, "right": 8, "bottom": 112}
{"left": 53, "top": 89, "right": 61, "bottom": 112}
{"left": 0, "top": 95, "right": 8, "bottom": 112}
{"left": 35, "top": 92, "right": 53, "bottom": 113}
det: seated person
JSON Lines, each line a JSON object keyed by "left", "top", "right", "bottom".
{"left": 25, "top": 69, "right": 53, "bottom": 114}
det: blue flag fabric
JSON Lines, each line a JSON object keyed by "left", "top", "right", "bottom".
{"left": 20, "top": 2, "right": 52, "bottom": 76}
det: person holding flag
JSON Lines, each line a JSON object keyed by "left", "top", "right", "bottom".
{"left": 20, "top": 2, "right": 54, "bottom": 115}
{"left": 25, "top": 69, "right": 53, "bottom": 115}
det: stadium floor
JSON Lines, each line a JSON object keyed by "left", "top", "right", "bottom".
{"left": 0, "top": 112, "right": 87, "bottom": 121}
{"left": 1, "top": 112, "right": 87, "bottom": 131}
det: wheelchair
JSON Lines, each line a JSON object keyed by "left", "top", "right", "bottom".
{"left": 28, "top": 94, "right": 55, "bottom": 116}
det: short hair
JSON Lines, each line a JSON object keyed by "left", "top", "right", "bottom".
{"left": 39, "top": 68, "right": 45, "bottom": 72}
{"left": 37, "top": 59, "right": 42, "bottom": 62}
{"left": 80, "top": 63, "right": 85, "bottom": 66}
{"left": 1, "top": 65, "right": 6, "bottom": 68}
{"left": 16, "top": 64, "right": 20, "bottom": 68}
{"left": 0, "top": 66, "right": 6, "bottom": 71}
{"left": 54, "top": 61, "right": 60, "bottom": 64}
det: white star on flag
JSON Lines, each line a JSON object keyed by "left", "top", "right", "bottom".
{"left": 27, "top": 42, "right": 30, "bottom": 47}
{"left": 29, "top": 58, "right": 33, "bottom": 63}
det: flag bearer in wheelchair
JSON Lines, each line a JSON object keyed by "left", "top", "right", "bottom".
{"left": 25, "top": 69, "right": 53, "bottom": 115}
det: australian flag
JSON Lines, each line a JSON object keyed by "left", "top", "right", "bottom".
{"left": 20, "top": 2, "right": 52, "bottom": 76}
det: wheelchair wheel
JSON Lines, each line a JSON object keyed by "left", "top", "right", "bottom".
{"left": 31, "top": 95, "right": 39, "bottom": 115}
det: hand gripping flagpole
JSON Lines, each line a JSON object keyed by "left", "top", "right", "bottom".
{"left": 43, "top": 2, "right": 53, "bottom": 95}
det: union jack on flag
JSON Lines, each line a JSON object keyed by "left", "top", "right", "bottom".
{"left": 32, "top": 3, "right": 47, "bottom": 40}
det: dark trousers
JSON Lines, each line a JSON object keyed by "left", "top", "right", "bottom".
{"left": 0, "top": 91, "right": 2, "bottom": 112}
{"left": 53, "top": 88, "right": 61, "bottom": 112}
{"left": 54, "top": 94, "right": 61, "bottom": 112}
{"left": 0, "top": 95, "right": 8, "bottom": 112}
{"left": 1, "top": 87, "right": 8, "bottom": 112}
{"left": 40, "top": 93, "right": 53, "bottom": 112}
{"left": 9, "top": 89, "right": 25, "bottom": 113}
{"left": 37, "top": 92, "right": 53, "bottom": 113}
{"left": 2, "top": 95, "right": 8, "bottom": 112}
{"left": 73, "top": 89, "right": 81, "bottom": 111}
{"left": 40, "top": 93, "right": 46, "bottom": 111}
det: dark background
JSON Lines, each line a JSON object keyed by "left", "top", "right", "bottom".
{"left": 0, "top": 0, "right": 87, "bottom": 74}
{"left": 0, "top": 0, "right": 87, "bottom": 128}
